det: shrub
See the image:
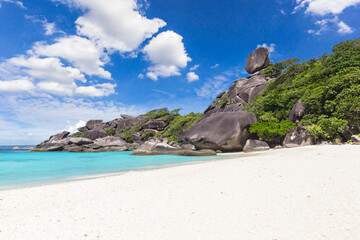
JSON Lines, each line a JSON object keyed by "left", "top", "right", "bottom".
{"left": 104, "top": 128, "right": 115, "bottom": 136}
{"left": 305, "top": 125, "right": 323, "bottom": 140}
{"left": 244, "top": 38, "right": 360, "bottom": 131}
{"left": 72, "top": 131, "right": 87, "bottom": 137}
{"left": 317, "top": 116, "right": 348, "bottom": 140}
{"left": 249, "top": 120, "right": 296, "bottom": 142}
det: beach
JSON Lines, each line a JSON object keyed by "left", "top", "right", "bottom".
{"left": 1, "top": 145, "right": 360, "bottom": 239}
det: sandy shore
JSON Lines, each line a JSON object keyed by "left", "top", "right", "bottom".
{"left": 1, "top": 145, "right": 360, "bottom": 239}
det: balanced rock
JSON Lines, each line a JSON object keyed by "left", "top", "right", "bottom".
{"left": 243, "top": 139, "right": 270, "bottom": 153}
{"left": 179, "top": 111, "right": 257, "bottom": 151}
{"left": 289, "top": 100, "right": 306, "bottom": 123}
{"left": 283, "top": 126, "right": 313, "bottom": 148}
{"left": 245, "top": 47, "right": 271, "bottom": 74}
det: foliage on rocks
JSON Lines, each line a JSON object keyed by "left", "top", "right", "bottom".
{"left": 245, "top": 38, "right": 360, "bottom": 141}
{"left": 117, "top": 108, "right": 203, "bottom": 143}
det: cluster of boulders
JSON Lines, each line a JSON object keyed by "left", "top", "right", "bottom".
{"left": 179, "top": 47, "right": 274, "bottom": 152}
{"left": 31, "top": 114, "right": 161, "bottom": 153}
{"left": 33, "top": 46, "right": 358, "bottom": 156}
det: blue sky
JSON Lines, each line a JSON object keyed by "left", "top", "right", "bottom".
{"left": 0, "top": 0, "right": 359, "bottom": 145}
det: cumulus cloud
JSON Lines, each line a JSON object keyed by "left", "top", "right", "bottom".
{"left": 0, "top": 79, "right": 34, "bottom": 93}
{"left": 308, "top": 16, "right": 354, "bottom": 35}
{"left": 295, "top": 0, "right": 358, "bottom": 35}
{"left": 186, "top": 72, "right": 199, "bottom": 83}
{"left": 0, "top": 95, "right": 145, "bottom": 144}
{"left": 295, "top": 0, "right": 360, "bottom": 16}
{"left": 65, "top": 120, "right": 86, "bottom": 133}
{"left": 337, "top": 21, "right": 354, "bottom": 34}
{"left": 75, "top": 83, "right": 116, "bottom": 97}
{"left": 32, "top": 36, "right": 111, "bottom": 79}
{"left": 257, "top": 43, "right": 276, "bottom": 53}
{"left": 143, "top": 31, "right": 191, "bottom": 81}
{"left": 57, "top": 0, "right": 166, "bottom": 53}
{"left": 0, "top": 55, "right": 114, "bottom": 97}
{"left": 8, "top": 56, "right": 85, "bottom": 84}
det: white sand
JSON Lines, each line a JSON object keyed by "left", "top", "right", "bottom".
{"left": 1, "top": 145, "right": 360, "bottom": 240}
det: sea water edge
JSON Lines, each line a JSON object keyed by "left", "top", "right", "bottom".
{"left": 0, "top": 146, "right": 245, "bottom": 191}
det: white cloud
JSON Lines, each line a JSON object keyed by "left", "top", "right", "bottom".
{"left": 75, "top": 83, "right": 116, "bottom": 97}
{"left": 143, "top": 31, "right": 191, "bottom": 81}
{"left": 337, "top": 21, "right": 354, "bottom": 34}
{"left": 1, "top": 55, "right": 114, "bottom": 97}
{"left": 0, "top": 96, "right": 145, "bottom": 144}
{"left": 295, "top": 0, "right": 358, "bottom": 35}
{"left": 190, "top": 64, "right": 200, "bottom": 71}
{"left": 32, "top": 36, "right": 111, "bottom": 79}
{"left": 57, "top": 0, "right": 166, "bottom": 53}
{"left": 210, "top": 63, "right": 219, "bottom": 69}
{"left": 307, "top": 17, "right": 354, "bottom": 35}
{"left": 0, "top": 79, "right": 34, "bottom": 92}
{"left": 257, "top": 43, "right": 276, "bottom": 53}
{"left": 43, "top": 22, "right": 57, "bottom": 35}
{"left": 65, "top": 120, "right": 86, "bottom": 133}
{"left": 7, "top": 55, "right": 85, "bottom": 84}
{"left": 25, "top": 15, "right": 63, "bottom": 36}
{"left": 0, "top": 0, "right": 25, "bottom": 9}
{"left": 280, "top": 9, "right": 286, "bottom": 15}
{"left": 186, "top": 72, "right": 199, "bottom": 83}
{"left": 295, "top": 0, "right": 360, "bottom": 16}
{"left": 37, "top": 81, "right": 76, "bottom": 96}
{"left": 138, "top": 73, "right": 144, "bottom": 79}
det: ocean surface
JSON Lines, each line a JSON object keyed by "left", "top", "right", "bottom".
{"left": 0, "top": 145, "right": 222, "bottom": 190}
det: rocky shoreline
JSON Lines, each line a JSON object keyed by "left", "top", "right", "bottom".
{"left": 31, "top": 46, "right": 360, "bottom": 155}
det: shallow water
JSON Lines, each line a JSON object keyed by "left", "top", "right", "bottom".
{"left": 0, "top": 146, "right": 222, "bottom": 190}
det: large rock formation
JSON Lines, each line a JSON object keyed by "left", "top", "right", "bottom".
{"left": 179, "top": 47, "right": 274, "bottom": 152}
{"left": 179, "top": 111, "right": 257, "bottom": 151}
{"left": 283, "top": 126, "right": 313, "bottom": 148}
{"left": 82, "top": 129, "right": 107, "bottom": 140}
{"left": 132, "top": 139, "right": 216, "bottom": 156}
{"left": 245, "top": 47, "right": 271, "bottom": 74}
{"left": 289, "top": 100, "right": 306, "bottom": 123}
{"left": 140, "top": 119, "right": 167, "bottom": 131}
{"left": 31, "top": 131, "right": 70, "bottom": 152}
{"left": 243, "top": 139, "right": 270, "bottom": 153}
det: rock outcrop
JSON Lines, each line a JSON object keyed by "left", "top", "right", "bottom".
{"left": 243, "top": 139, "right": 270, "bottom": 153}
{"left": 283, "top": 126, "right": 313, "bottom": 148}
{"left": 245, "top": 47, "right": 271, "bottom": 74}
{"left": 31, "top": 131, "right": 70, "bottom": 152}
{"left": 140, "top": 119, "right": 167, "bottom": 131}
{"left": 179, "top": 111, "right": 257, "bottom": 151}
{"left": 82, "top": 129, "right": 107, "bottom": 140}
{"left": 351, "top": 135, "right": 360, "bottom": 145}
{"left": 289, "top": 100, "right": 306, "bottom": 123}
{"left": 132, "top": 139, "right": 216, "bottom": 156}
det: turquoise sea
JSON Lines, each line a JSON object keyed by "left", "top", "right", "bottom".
{"left": 0, "top": 146, "right": 222, "bottom": 190}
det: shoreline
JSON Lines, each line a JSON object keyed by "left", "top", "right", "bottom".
{"left": 1, "top": 145, "right": 359, "bottom": 239}
{"left": 0, "top": 151, "right": 249, "bottom": 192}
